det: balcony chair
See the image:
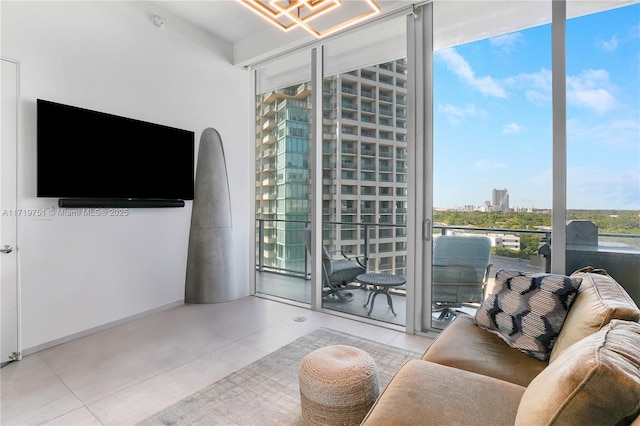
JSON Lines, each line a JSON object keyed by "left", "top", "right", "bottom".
{"left": 432, "top": 235, "right": 492, "bottom": 320}
{"left": 303, "top": 228, "right": 366, "bottom": 302}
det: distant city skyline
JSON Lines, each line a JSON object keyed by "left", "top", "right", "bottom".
{"left": 433, "top": 4, "right": 639, "bottom": 211}
{"left": 435, "top": 188, "right": 545, "bottom": 212}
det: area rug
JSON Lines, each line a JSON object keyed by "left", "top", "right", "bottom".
{"left": 138, "top": 327, "right": 421, "bottom": 426}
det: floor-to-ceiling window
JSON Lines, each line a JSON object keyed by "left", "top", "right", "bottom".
{"left": 427, "top": 2, "right": 552, "bottom": 330}
{"left": 251, "top": 0, "right": 639, "bottom": 332}
{"left": 253, "top": 14, "right": 410, "bottom": 324}
{"left": 255, "top": 50, "right": 312, "bottom": 303}
{"left": 565, "top": 3, "right": 640, "bottom": 304}
{"left": 319, "top": 16, "right": 408, "bottom": 325}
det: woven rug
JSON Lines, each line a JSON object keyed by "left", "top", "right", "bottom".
{"left": 138, "top": 327, "right": 421, "bottom": 426}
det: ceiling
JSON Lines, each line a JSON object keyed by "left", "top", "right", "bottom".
{"left": 155, "top": 1, "right": 272, "bottom": 45}
{"left": 154, "top": 0, "right": 637, "bottom": 46}
{"left": 154, "top": 1, "right": 410, "bottom": 44}
{"left": 151, "top": 0, "right": 409, "bottom": 66}
{"left": 152, "top": 0, "right": 637, "bottom": 66}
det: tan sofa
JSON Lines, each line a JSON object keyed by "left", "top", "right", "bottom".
{"left": 362, "top": 269, "right": 640, "bottom": 426}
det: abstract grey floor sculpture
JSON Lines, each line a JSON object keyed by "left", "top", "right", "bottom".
{"left": 185, "top": 128, "right": 235, "bottom": 303}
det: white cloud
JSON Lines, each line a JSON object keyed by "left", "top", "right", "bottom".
{"left": 598, "top": 35, "right": 619, "bottom": 52}
{"left": 567, "top": 69, "right": 617, "bottom": 113}
{"left": 489, "top": 32, "right": 524, "bottom": 53}
{"left": 508, "top": 68, "right": 617, "bottom": 112}
{"left": 503, "top": 123, "right": 524, "bottom": 134}
{"left": 504, "top": 68, "right": 551, "bottom": 106}
{"left": 435, "top": 51, "right": 619, "bottom": 115}
{"left": 438, "top": 103, "right": 487, "bottom": 125}
{"left": 525, "top": 90, "right": 550, "bottom": 105}
{"left": 435, "top": 48, "right": 507, "bottom": 98}
{"left": 505, "top": 68, "right": 552, "bottom": 106}
{"left": 568, "top": 117, "right": 639, "bottom": 151}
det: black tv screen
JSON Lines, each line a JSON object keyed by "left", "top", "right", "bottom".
{"left": 37, "top": 99, "right": 194, "bottom": 201}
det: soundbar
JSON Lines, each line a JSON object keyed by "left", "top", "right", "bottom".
{"left": 58, "top": 199, "right": 185, "bottom": 208}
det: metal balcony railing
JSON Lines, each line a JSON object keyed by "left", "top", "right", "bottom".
{"left": 255, "top": 219, "right": 639, "bottom": 288}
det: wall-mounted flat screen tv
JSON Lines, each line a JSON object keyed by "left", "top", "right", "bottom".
{"left": 37, "top": 99, "right": 195, "bottom": 202}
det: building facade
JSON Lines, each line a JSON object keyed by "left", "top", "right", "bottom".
{"left": 255, "top": 59, "right": 408, "bottom": 277}
{"left": 492, "top": 188, "right": 510, "bottom": 212}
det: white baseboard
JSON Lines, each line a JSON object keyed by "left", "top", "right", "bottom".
{"left": 22, "top": 300, "right": 184, "bottom": 356}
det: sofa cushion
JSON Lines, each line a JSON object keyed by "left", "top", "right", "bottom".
{"left": 422, "top": 314, "right": 547, "bottom": 387}
{"left": 515, "top": 319, "right": 640, "bottom": 426}
{"left": 362, "top": 359, "right": 526, "bottom": 426}
{"left": 549, "top": 267, "right": 640, "bottom": 363}
{"left": 475, "top": 269, "right": 582, "bottom": 361}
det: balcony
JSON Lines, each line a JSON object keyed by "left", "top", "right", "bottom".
{"left": 262, "top": 132, "right": 276, "bottom": 145}
{"left": 341, "top": 86, "right": 356, "bottom": 95}
{"left": 361, "top": 163, "right": 376, "bottom": 171}
{"left": 262, "top": 148, "right": 275, "bottom": 158}
{"left": 255, "top": 218, "right": 639, "bottom": 328}
{"left": 341, "top": 146, "right": 357, "bottom": 154}
{"left": 361, "top": 90, "right": 375, "bottom": 99}
{"left": 361, "top": 72, "right": 376, "bottom": 81}
{"left": 262, "top": 119, "right": 275, "bottom": 131}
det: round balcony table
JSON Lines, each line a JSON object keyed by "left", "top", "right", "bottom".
{"left": 357, "top": 273, "right": 406, "bottom": 316}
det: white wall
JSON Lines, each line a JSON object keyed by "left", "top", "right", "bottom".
{"left": 1, "top": 1, "right": 251, "bottom": 351}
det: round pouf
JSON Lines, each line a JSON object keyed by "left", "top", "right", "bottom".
{"left": 299, "top": 344, "right": 379, "bottom": 426}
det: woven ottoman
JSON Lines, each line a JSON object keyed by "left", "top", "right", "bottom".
{"left": 299, "top": 344, "right": 379, "bottom": 426}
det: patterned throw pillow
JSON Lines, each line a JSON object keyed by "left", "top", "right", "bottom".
{"left": 475, "top": 269, "right": 582, "bottom": 361}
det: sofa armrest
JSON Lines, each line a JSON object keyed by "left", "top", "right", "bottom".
{"left": 362, "top": 359, "right": 526, "bottom": 426}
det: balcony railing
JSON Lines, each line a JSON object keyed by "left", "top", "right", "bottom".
{"left": 255, "top": 219, "right": 639, "bottom": 303}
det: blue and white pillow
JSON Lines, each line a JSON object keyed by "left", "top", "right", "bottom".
{"left": 475, "top": 269, "right": 582, "bottom": 361}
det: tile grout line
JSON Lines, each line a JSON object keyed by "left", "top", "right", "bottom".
{"left": 32, "top": 353, "right": 103, "bottom": 426}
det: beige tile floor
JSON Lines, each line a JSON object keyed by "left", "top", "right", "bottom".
{"left": 1, "top": 296, "right": 434, "bottom": 426}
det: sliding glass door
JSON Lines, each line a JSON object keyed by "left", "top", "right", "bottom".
{"left": 318, "top": 16, "right": 408, "bottom": 325}
{"left": 254, "top": 51, "right": 313, "bottom": 304}
{"left": 250, "top": 0, "right": 639, "bottom": 333}
{"left": 252, "top": 16, "right": 411, "bottom": 324}
{"left": 426, "top": 2, "right": 552, "bottom": 330}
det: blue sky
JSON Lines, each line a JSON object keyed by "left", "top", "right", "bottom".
{"left": 433, "top": 3, "right": 639, "bottom": 210}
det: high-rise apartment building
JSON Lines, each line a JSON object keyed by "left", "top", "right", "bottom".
{"left": 255, "top": 84, "right": 311, "bottom": 276}
{"left": 255, "top": 59, "right": 408, "bottom": 277}
{"left": 492, "top": 188, "right": 510, "bottom": 212}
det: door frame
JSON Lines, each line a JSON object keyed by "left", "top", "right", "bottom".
{"left": 407, "top": 4, "right": 435, "bottom": 335}
{"left": 409, "top": 1, "right": 570, "bottom": 335}
{"left": 1, "top": 57, "right": 22, "bottom": 363}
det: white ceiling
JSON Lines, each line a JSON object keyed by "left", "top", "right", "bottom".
{"left": 151, "top": 0, "right": 410, "bottom": 65}
{"left": 155, "top": 0, "right": 638, "bottom": 45}
{"left": 155, "top": 1, "right": 271, "bottom": 45}
{"left": 152, "top": 0, "right": 638, "bottom": 66}
{"left": 154, "top": 1, "right": 411, "bottom": 44}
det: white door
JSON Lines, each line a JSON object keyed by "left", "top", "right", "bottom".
{"left": 1, "top": 58, "right": 20, "bottom": 364}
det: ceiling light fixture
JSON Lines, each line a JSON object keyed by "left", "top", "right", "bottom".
{"left": 238, "top": 0, "right": 381, "bottom": 38}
